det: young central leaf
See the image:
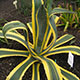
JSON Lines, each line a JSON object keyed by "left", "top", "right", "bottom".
{"left": 36, "top": 5, "right": 49, "bottom": 52}
{"left": 32, "top": 0, "right": 42, "bottom": 48}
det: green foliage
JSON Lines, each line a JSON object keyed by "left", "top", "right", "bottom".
{"left": 58, "top": 4, "right": 80, "bottom": 31}
{"left": 0, "top": 0, "right": 80, "bottom": 80}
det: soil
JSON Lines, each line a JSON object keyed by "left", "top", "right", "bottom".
{"left": 0, "top": 0, "right": 80, "bottom": 80}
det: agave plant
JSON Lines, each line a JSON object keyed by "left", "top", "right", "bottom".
{"left": 0, "top": 0, "right": 80, "bottom": 80}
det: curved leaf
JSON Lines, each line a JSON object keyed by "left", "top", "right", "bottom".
{"left": 50, "top": 8, "right": 75, "bottom": 17}
{"left": 36, "top": 5, "right": 49, "bottom": 52}
{"left": 2, "top": 21, "right": 27, "bottom": 35}
{"left": 32, "top": 0, "right": 43, "bottom": 48}
{"left": 37, "top": 55, "right": 62, "bottom": 80}
{"left": 0, "top": 30, "right": 34, "bottom": 53}
{"left": 44, "top": 46, "right": 80, "bottom": 57}
{"left": 27, "top": 22, "right": 33, "bottom": 33}
{"left": 32, "top": 63, "right": 40, "bottom": 80}
{"left": 40, "top": 16, "right": 58, "bottom": 55}
{"left": 43, "top": 29, "right": 52, "bottom": 49}
{"left": 52, "top": 34, "right": 75, "bottom": 48}
{"left": 49, "top": 16, "right": 58, "bottom": 42}
{"left": 6, "top": 55, "right": 37, "bottom": 80}
{"left": 2, "top": 21, "right": 29, "bottom": 47}
{"left": 44, "top": 15, "right": 59, "bottom": 50}
{"left": 59, "top": 66, "right": 79, "bottom": 80}
{"left": 52, "top": 15, "right": 59, "bottom": 24}
{"left": 0, "top": 30, "right": 28, "bottom": 49}
{"left": 0, "top": 48, "right": 28, "bottom": 58}
{"left": 1, "top": 22, "right": 36, "bottom": 56}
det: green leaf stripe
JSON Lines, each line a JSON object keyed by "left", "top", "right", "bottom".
{"left": 51, "top": 15, "right": 59, "bottom": 23}
{"left": 0, "top": 30, "right": 28, "bottom": 49}
{"left": 2, "top": 21, "right": 29, "bottom": 48}
{"left": 0, "top": 48, "right": 28, "bottom": 58}
{"left": 36, "top": 5, "right": 49, "bottom": 52}
{"left": 40, "top": 17, "right": 58, "bottom": 55}
{"left": 52, "top": 34, "right": 75, "bottom": 48}
{"left": 49, "top": 16, "right": 58, "bottom": 40}
{"left": 32, "top": 0, "right": 43, "bottom": 48}
{"left": 50, "top": 8, "right": 75, "bottom": 17}
{"left": 43, "top": 15, "right": 59, "bottom": 49}
{"left": 32, "top": 63, "right": 40, "bottom": 80}
{"left": 59, "top": 66, "right": 79, "bottom": 80}
{"left": 2, "top": 21, "right": 27, "bottom": 35}
{"left": 6, "top": 55, "right": 37, "bottom": 80}
{"left": 40, "top": 34, "right": 75, "bottom": 56}
{"left": 1, "top": 29, "right": 36, "bottom": 56}
{"left": 37, "top": 55, "right": 62, "bottom": 80}
{"left": 41, "top": 34, "right": 74, "bottom": 55}
{"left": 44, "top": 46, "right": 80, "bottom": 56}
{"left": 27, "top": 22, "right": 33, "bottom": 33}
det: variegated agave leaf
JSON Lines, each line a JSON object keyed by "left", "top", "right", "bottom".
{"left": 0, "top": 0, "right": 80, "bottom": 80}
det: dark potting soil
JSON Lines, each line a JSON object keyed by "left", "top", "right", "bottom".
{"left": 0, "top": 0, "right": 80, "bottom": 80}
